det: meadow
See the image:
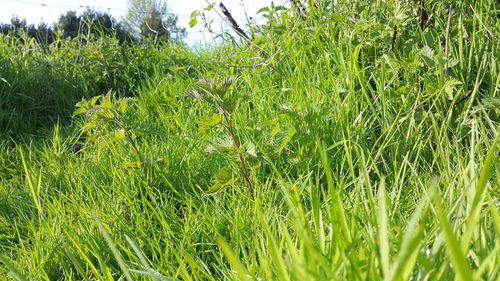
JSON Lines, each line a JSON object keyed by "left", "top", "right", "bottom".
{"left": 0, "top": 1, "right": 499, "bottom": 280}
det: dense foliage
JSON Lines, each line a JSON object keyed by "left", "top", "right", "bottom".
{"left": 0, "top": 0, "right": 498, "bottom": 280}
{"left": 0, "top": 16, "right": 55, "bottom": 44}
{"left": 0, "top": 9, "right": 133, "bottom": 45}
{"left": 124, "top": 0, "right": 186, "bottom": 42}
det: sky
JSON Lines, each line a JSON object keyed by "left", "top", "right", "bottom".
{"left": 0, "top": 0, "right": 286, "bottom": 44}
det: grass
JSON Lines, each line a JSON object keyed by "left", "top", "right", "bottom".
{"left": 0, "top": 0, "right": 499, "bottom": 280}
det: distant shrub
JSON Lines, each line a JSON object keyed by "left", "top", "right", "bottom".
{"left": 0, "top": 31, "right": 198, "bottom": 136}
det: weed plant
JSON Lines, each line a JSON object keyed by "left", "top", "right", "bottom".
{"left": 0, "top": 0, "right": 499, "bottom": 280}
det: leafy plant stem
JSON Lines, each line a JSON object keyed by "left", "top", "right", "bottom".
{"left": 222, "top": 110, "right": 253, "bottom": 200}
{"left": 114, "top": 119, "right": 144, "bottom": 165}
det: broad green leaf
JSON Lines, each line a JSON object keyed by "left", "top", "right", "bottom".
{"left": 422, "top": 31, "right": 437, "bottom": 47}
{"left": 190, "top": 10, "right": 202, "bottom": 17}
{"left": 105, "top": 129, "right": 126, "bottom": 145}
{"left": 420, "top": 46, "right": 435, "bottom": 68}
{"left": 279, "top": 127, "right": 297, "bottom": 152}
{"left": 448, "top": 59, "right": 459, "bottom": 68}
{"left": 392, "top": 3, "right": 407, "bottom": 22}
{"left": 96, "top": 108, "right": 116, "bottom": 120}
{"left": 442, "top": 78, "right": 462, "bottom": 100}
{"left": 396, "top": 86, "right": 410, "bottom": 95}
{"left": 206, "top": 168, "right": 237, "bottom": 194}
{"left": 201, "top": 113, "right": 223, "bottom": 127}
{"left": 74, "top": 99, "right": 89, "bottom": 110}
{"left": 192, "top": 77, "right": 236, "bottom": 104}
{"left": 413, "top": 110, "right": 429, "bottom": 121}
{"left": 116, "top": 97, "right": 138, "bottom": 114}
{"left": 198, "top": 114, "right": 222, "bottom": 135}
{"left": 199, "top": 87, "right": 224, "bottom": 105}
{"left": 244, "top": 141, "right": 257, "bottom": 158}
{"left": 100, "top": 93, "right": 114, "bottom": 109}
{"left": 475, "top": 97, "right": 500, "bottom": 111}
{"left": 258, "top": 117, "right": 279, "bottom": 127}
{"left": 72, "top": 106, "right": 89, "bottom": 117}
{"left": 271, "top": 123, "right": 280, "bottom": 137}
{"left": 121, "top": 162, "right": 143, "bottom": 169}
{"left": 89, "top": 95, "right": 102, "bottom": 107}
{"left": 81, "top": 121, "right": 97, "bottom": 132}
{"left": 73, "top": 96, "right": 99, "bottom": 117}
{"left": 206, "top": 136, "right": 233, "bottom": 154}
{"left": 189, "top": 17, "right": 198, "bottom": 28}
{"left": 257, "top": 7, "right": 269, "bottom": 14}
{"left": 181, "top": 90, "right": 205, "bottom": 102}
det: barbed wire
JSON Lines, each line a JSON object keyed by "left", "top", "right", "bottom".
{"left": 4, "top": 0, "right": 270, "bottom": 37}
{"left": 7, "top": 0, "right": 265, "bottom": 21}
{"left": 9, "top": 0, "right": 191, "bottom": 17}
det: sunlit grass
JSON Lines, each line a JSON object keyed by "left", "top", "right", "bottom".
{"left": 0, "top": 0, "right": 498, "bottom": 280}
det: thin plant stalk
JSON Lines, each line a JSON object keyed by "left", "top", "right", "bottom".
{"left": 221, "top": 110, "right": 253, "bottom": 199}
{"left": 113, "top": 119, "right": 144, "bottom": 163}
{"left": 113, "top": 119, "right": 147, "bottom": 172}
{"left": 444, "top": 6, "right": 453, "bottom": 77}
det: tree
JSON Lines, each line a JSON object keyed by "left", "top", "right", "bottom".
{"left": 56, "top": 9, "right": 133, "bottom": 43}
{"left": 123, "top": 0, "right": 186, "bottom": 43}
{"left": 35, "top": 22, "right": 55, "bottom": 44}
{"left": 57, "top": 10, "right": 80, "bottom": 38}
{"left": 80, "top": 9, "right": 134, "bottom": 42}
{"left": 0, "top": 15, "right": 53, "bottom": 44}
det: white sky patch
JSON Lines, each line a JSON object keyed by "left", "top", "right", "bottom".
{"left": 0, "top": 0, "right": 287, "bottom": 44}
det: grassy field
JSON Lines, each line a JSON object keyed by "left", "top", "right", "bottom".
{"left": 0, "top": 1, "right": 499, "bottom": 280}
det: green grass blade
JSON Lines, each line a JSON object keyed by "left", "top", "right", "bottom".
{"left": 62, "top": 242, "right": 91, "bottom": 281}
{"left": 487, "top": 195, "right": 500, "bottom": 235}
{"left": 377, "top": 178, "right": 390, "bottom": 277}
{"left": 0, "top": 254, "right": 29, "bottom": 281}
{"left": 319, "top": 143, "right": 352, "bottom": 244}
{"left": 215, "top": 235, "right": 254, "bottom": 281}
{"left": 431, "top": 186, "right": 474, "bottom": 281}
{"left": 64, "top": 230, "right": 105, "bottom": 279}
{"left": 385, "top": 194, "right": 429, "bottom": 281}
{"left": 19, "top": 149, "right": 43, "bottom": 216}
{"left": 256, "top": 207, "right": 290, "bottom": 281}
{"left": 92, "top": 209, "right": 134, "bottom": 281}
{"left": 462, "top": 132, "right": 499, "bottom": 254}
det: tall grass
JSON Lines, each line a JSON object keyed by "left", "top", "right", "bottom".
{"left": 0, "top": 0, "right": 498, "bottom": 280}
{"left": 0, "top": 30, "right": 202, "bottom": 136}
